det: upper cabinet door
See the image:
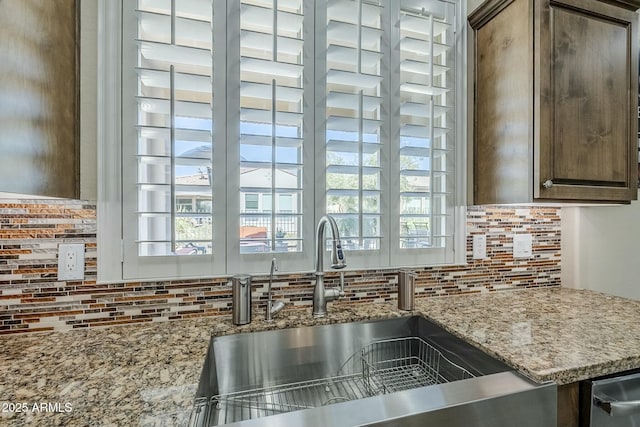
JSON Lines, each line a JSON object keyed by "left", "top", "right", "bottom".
{"left": 537, "top": 0, "right": 639, "bottom": 201}
{"left": 0, "top": 0, "right": 79, "bottom": 199}
{"left": 470, "top": 0, "right": 639, "bottom": 204}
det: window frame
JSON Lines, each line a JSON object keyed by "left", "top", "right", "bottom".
{"left": 97, "top": 0, "right": 124, "bottom": 283}
{"left": 97, "top": 0, "right": 467, "bottom": 283}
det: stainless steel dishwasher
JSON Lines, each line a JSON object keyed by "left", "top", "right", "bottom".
{"left": 584, "top": 370, "right": 640, "bottom": 427}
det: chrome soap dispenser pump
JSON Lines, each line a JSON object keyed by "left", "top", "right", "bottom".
{"left": 231, "top": 274, "right": 252, "bottom": 325}
{"left": 398, "top": 270, "right": 417, "bottom": 311}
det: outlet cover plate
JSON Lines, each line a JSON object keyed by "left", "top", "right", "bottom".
{"left": 58, "top": 243, "right": 85, "bottom": 281}
{"left": 513, "top": 234, "right": 533, "bottom": 258}
{"left": 472, "top": 234, "right": 487, "bottom": 259}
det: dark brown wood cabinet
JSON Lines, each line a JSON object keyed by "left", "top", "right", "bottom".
{"left": 0, "top": 0, "right": 79, "bottom": 199}
{"left": 469, "top": 0, "right": 639, "bottom": 204}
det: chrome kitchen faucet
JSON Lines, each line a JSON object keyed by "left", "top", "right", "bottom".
{"left": 312, "top": 215, "right": 347, "bottom": 318}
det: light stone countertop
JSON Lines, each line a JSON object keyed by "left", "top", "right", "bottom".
{"left": 414, "top": 288, "right": 640, "bottom": 384}
{"left": 2, "top": 287, "right": 640, "bottom": 426}
{"left": 0, "top": 304, "right": 401, "bottom": 427}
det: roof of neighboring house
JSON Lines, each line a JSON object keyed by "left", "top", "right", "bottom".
{"left": 175, "top": 172, "right": 211, "bottom": 186}
{"left": 240, "top": 225, "right": 267, "bottom": 239}
{"left": 175, "top": 167, "right": 298, "bottom": 188}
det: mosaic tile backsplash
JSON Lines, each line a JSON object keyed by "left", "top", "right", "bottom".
{"left": 0, "top": 201, "right": 561, "bottom": 334}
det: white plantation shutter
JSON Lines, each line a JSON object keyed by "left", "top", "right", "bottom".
{"left": 112, "top": 0, "right": 463, "bottom": 280}
{"left": 121, "top": 0, "right": 224, "bottom": 278}
{"left": 134, "top": 1, "right": 213, "bottom": 256}
{"left": 225, "top": 0, "right": 314, "bottom": 273}
{"left": 392, "top": 0, "right": 459, "bottom": 265}
{"left": 323, "top": 0, "right": 385, "bottom": 255}
{"left": 321, "top": 0, "right": 460, "bottom": 268}
{"left": 237, "top": 0, "right": 305, "bottom": 253}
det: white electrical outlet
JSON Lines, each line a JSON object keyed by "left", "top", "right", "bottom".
{"left": 513, "top": 234, "right": 533, "bottom": 258}
{"left": 58, "top": 243, "right": 85, "bottom": 281}
{"left": 472, "top": 234, "right": 487, "bottom": 260}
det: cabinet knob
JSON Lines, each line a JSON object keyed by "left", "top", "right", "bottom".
{"left": 542, "top": 180, "right": 553, "bottom": 189}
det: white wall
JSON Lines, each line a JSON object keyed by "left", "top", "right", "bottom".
{"left": 562, "top": 193, "right": 640, "bottom": 300}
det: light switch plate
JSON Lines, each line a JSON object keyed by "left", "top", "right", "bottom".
{"left": 513, "top": 234, "right": 532, "bottom": 258}
{"left": 472, "top": 234, "right": 487, "bottom": 260}
{"left": 58, "top": 243, "right": 85, "bottom": 281}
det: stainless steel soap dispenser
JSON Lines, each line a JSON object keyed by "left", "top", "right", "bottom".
{"left": 231, "top": 274, "right": 252, "bottom": 325}
{"left": 397, "top": 270, "right": 416, "bottom": 311}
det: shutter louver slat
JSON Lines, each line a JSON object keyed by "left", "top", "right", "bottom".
{"left": 137, "top": 127, "right": 211, "bottom": 144}
{"left": 327, "top": 45, "right": 382, "bottom": 70}
{"left": 241, "top": 82, "right": 303, "bottom": 103}
{"left": 327, "top": 140, "right": 380, "bottom": 154}
{"left": 138, "top": 41, "right": 212, "bottom": 69}
{"left": 137, "top": 10, "right": 211, "bottom": 47}
{"left": 400, "top": 14, "right": 450, "bottom": 36}
{"left": 136, "top": 97, "right": 212, "bottom": 122}
{"left": 327, "top": 70, "right": 382, "bottom": 88}
{"left": 137, "top": 68, "right": 211, "bottom": 95}
{"left": 241, "top": 3, "right": 303, "bottom": 36}
{"left": 326, "top": 116, "right": 382, "bottom": 134}
{"left": 401, "top": 37, "right": 452, "bottom": 56}
{"left": 327, "top": 91, "right": 382, "bottom": 111}
{"left": 400, "top": 82, "right": 449, "bottom": 96}
{"left": 138, "top": 0, "right": 212, "bottom": 21}
{"left": 327, "top": 0, "right": 383, "bottom": 26}
{"left": 241, "top": 31, "right": 304, "bottom": 58}
{"left": 400, "top": 101, "right": 449, "bottom": 119}
{"left": 401, "top": 59, "right": 449, "bottom": 76}
{"left": 327, "top": 21, "right": 383, "bottom": 48}
{"left": 241, "top": 135, "right": 303, "bottom": 148}
{"left": 241, "top": 58, "right": 303, "bottom": 79}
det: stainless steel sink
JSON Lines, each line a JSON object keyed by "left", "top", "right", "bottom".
{"left": 190, "top": 316, "right": 557, "bottom": 427}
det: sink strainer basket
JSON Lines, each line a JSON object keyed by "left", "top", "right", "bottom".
{"left": 361, "top": 337, "right": 475, "bottom": 395}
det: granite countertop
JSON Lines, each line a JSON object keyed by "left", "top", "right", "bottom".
{"left": 2, "top": 287, "right": 640, "bottom": 426}
{"left": 414, "top": 288, "right": 640, "bottom": 385}
{"left": 0, "top": 304, "right": 400, "bottom": 427}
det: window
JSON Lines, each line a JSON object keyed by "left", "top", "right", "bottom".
{"left": 176, "top": 198, "right": 193, "bottom": 213}
{"left": 279, "top": 194, "right": 293, "bottom": 213}
{"left": 244, "top": 194, "right": 259, "bottom": 211}
{"left": 102, "top": 0, "right": 466, "bottom": 281}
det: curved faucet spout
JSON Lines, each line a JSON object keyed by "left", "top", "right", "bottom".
{"left": 313, "top": 215, "right": 347, "bottom": 318}
{"left": 315, "top": 215, "right": 346, "bottom": 273}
